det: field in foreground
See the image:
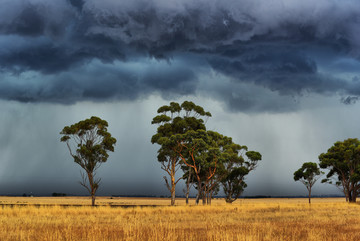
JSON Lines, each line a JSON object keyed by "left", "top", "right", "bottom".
{"left": 0, "top": 197, "right": 359, "bottom": 240}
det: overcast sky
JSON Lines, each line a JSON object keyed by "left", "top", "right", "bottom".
{"left": 1, "top": 0, "right": 360, "bottom": 197}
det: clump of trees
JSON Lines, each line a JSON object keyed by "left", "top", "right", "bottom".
{"left": 60, "top": 116, "right": 116, "bottom": 206}
{"left": 152, "top": 101, "right": 262, "bottom": 205}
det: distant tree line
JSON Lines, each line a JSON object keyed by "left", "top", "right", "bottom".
{"left": 58, "top": 101, "right": 360, "bottom": 206}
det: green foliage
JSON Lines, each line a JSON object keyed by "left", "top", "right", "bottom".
{"left": 60, "top": 116, "right": 116, "bottom": 171}
{"left": 294, "top": 162, "right": 321, "bottom": 182}
{"left": 293, "top": 162, "right": 321, "bottom": 193}
{"left": 171, "top": 130, "right": 220, "bottom": 171}
{"left": 151, "top": 101, "right": 211, "bottom": 164}
{"left": 172, "top": 129, "right": 231, "bottom": 204}
{"left": 319, "top": 138, "right": 360, "bottom": 202}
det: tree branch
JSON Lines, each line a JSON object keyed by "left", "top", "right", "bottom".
{"left": 79, "top": 171, "right": 91, "bottom": 194}
{"left": 163, "top": 176, "right": 171, "bottom": 191}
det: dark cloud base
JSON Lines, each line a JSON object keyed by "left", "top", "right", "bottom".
{"left": 1, "top": 0, "right": 360, "bottom": 112}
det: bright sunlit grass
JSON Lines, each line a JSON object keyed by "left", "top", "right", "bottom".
{"left": 0, "top": 197, "right": 359, "bottom": 240}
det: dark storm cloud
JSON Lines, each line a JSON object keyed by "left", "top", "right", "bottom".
{"left": 208, "top": 46, "right": 346, "bottom": 95}
{"left": 0, "top": 58, "right": 197, "bottom": 103}
{"left": 68, "top": 0, "right": 85, "bottom": 12}
{"left": 1, "top": 0, "right": 360, "bottom": 111}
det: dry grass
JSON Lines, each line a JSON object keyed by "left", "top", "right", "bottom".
{"left": 0, "top": 197, "right": 359, "bottom": 240}
{"left": 0, "top": 196, "right": 174, "bottom": 206}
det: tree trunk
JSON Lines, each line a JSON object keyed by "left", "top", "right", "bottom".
{"left": 345, "top": 191, "right": 348, "bottom": 202}
{"left": 185, "top": 170, "right": 192, "bottom": 205}
{"left": 169, "top": 158, "right": 176, "bottom": 206}
{"left": 91, "top": 194, "right": 95, "bottom": 206}
{"left": 225, "top": 192, "right": 235, "bottom": 203}
{"left": 349, "top": 183, "right": 357, "bottom": 203}
{"left": 88, "top": 172, "right": 96, "bottom": 207}
{"left": 202, "top": 184, "right": 207, "bottom": 205}
{"left": 348, "top": 190, "right": 353, "bottom": 203}
{"left": 171, "top": 182, "right": 175, "bottom": 206}
{"left": 195, "top": 195, "right": 199, "bottom": 205}
{"left": 195, "top": 177, "right": 202, "bottom": 205}
{"left": 170, "top": 170, "right": 176, "bottom": 206}
{"left": 208, "top": 189, "right": 213, "bottom": 205}
{"left": 308, "top": 187, "right": 311, "bottom": 204}
{"left": 91, "top": 183, "right": 96, "bottom": 206}
{"left": 349, "top": 190, "right": 356, "bottom": 203}
{"left": 224, "top": 182, "right": 235, "bottom": 203}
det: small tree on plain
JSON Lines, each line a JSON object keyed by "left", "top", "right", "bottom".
{"left": 60, "top": 116, "right": 116, "bottom": 206}
{"left": 293, "top": 162, "right": 322, "bottom": 204}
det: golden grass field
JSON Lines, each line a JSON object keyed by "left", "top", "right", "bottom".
{"left": 0, "top": 196, "right": 359, "bottom": 241}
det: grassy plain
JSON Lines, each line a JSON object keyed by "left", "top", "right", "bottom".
{"left": 0, "top": 196, "right": 359, "bottom": 240}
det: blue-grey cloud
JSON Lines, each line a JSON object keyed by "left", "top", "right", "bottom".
{"left": 0, "top": 0, "right": 360, "bottom": 111}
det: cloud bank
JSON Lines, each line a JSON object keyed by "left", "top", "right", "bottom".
{"left": 1, "top": 0, "right": 360, "bottom": 111}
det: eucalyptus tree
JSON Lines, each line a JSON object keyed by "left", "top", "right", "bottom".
{"left": 319, "top": 138, "right": 360, "bottom": 203}
{"left": 293, "top": 162, "right": 322, "bottom": 204}
{"left": 173, "top": 130, "right": 226, "bottom": 205}
{"left": 219, "top": 143, "right": 262, "bottom": 203}
{"left": 151, "top": 101, "right": 211, "bottom": 205}
{"left": 60, "top": 116, "right": 116, "bottom": 206}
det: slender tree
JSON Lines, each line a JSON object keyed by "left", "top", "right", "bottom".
{"left": 293, "top": 162, "right": 322, "bottom": 204}
{"left": 151, "top": 101, "right": 211, "bottom": 205}
{"left": 182, "top": 166, "right": 195, "bottom": 205}
{"left": 60, "top": 116, "right": 116, "bottom": 206}
{"left": 319, "top": 138, "right": 360, "bottom": 203}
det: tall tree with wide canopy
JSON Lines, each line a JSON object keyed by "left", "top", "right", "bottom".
{"left": 319, "top": 138, "right": 360, "bottom": 203}
{"left": 219, "top": 143, "right": 262, "bottom": 203}
{"left": 151, "top": 101, "right": 211, "bottom": 205}
{"left": 293, "top": 162, "right": 322, "bottom": 204}
{"left": 60, "top": 116, "right": 116, "bottom": 206}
